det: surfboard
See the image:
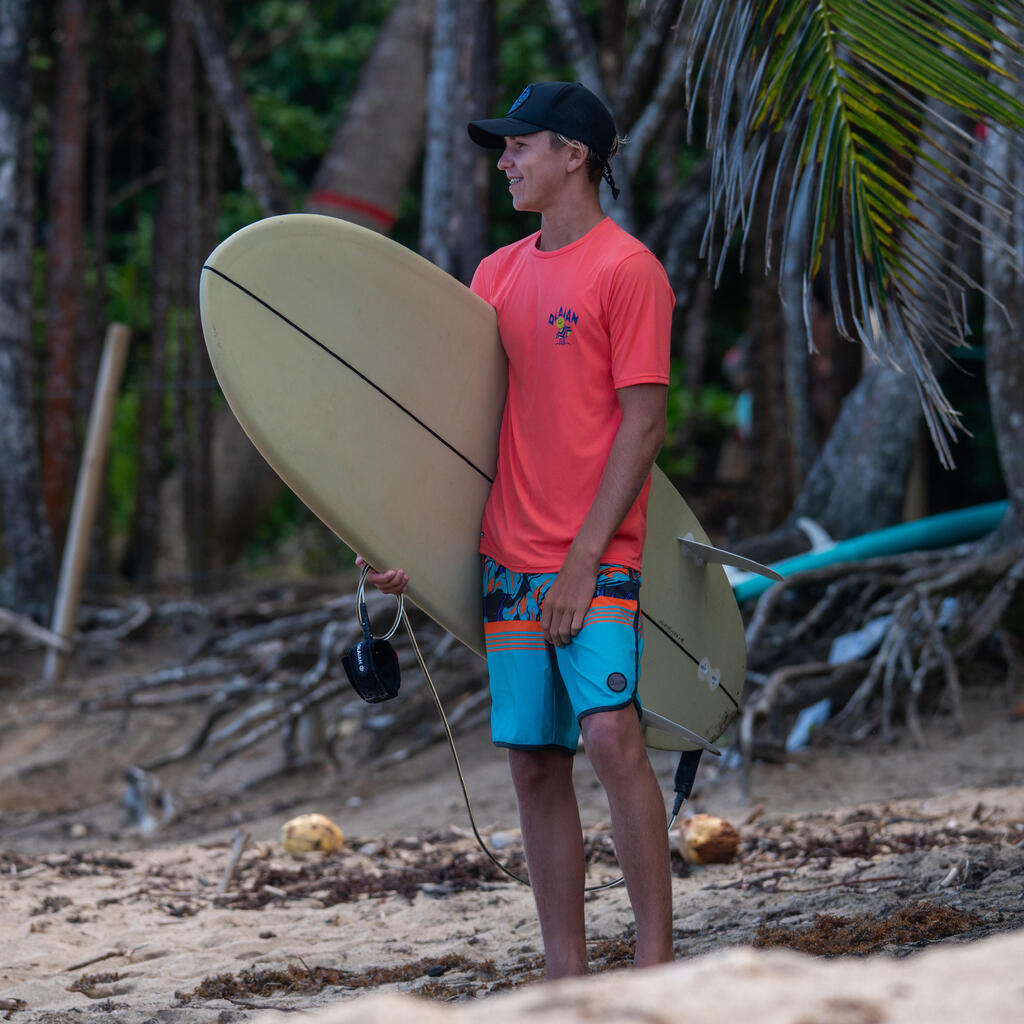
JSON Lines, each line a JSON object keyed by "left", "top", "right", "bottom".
{"left": 198, "top": 214, "right": 746, "bottom": 752}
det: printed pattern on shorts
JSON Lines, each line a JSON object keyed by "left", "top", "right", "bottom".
{"left": 483, "top": 560, "right": 639, "bottom": 624}
{"left": 482, "top": 558, "right": 643, "bottom": 749}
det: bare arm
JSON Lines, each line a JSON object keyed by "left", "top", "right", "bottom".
{"left": 540, "top": 382, "right": 667, "bottom": 646}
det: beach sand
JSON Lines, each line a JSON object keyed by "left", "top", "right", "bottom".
{"left": 1, "top": 640, "right": 1022, "bottom": 1022}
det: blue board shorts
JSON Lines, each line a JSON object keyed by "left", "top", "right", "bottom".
{"left": 482, "top": 556, "right": 644, "bottom": 752}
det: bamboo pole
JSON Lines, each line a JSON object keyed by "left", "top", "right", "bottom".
{"left": 43, "top": 323, "right": 131, "bottom": 684}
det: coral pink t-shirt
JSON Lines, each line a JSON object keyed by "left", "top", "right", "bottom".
{"left": 470, "top": 217, "right": 674, "bottom": 572}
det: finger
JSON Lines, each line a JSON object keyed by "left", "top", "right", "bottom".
{"left": 540, "top": 603, "right": 554, "bottom": 644}
{"left": 380, "top": 570, "right": 409, "bottom": 595}
{"left": 545, "top": 609, "right": 569, "bottom": 647}
{"left": 365, "top": 568, "right": 408, "bottom": 594}
{"left": 551, "top": 609, "right": 572, "bottom": 648}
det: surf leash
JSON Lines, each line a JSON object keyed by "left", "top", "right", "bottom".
{"left": 343, "top": 568, "right": 697, "bottom": 892}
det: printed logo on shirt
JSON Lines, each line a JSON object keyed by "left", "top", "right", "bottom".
{"left": 548, "top": 306, "right": 578, "bottom": 345}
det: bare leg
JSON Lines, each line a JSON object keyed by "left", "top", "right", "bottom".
{"left": 581, "top": 707, "right": 674, "bottom": 967}
{"left": 507, "top": 747, "right": 587, "bottom": 979}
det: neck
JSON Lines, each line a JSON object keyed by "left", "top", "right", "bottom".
{"left": 537, "top": 190, "right": 605, "bottom": 251}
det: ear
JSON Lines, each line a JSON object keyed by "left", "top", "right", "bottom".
{"left": 564, "top": 144, "right": 589, "bottom": 175}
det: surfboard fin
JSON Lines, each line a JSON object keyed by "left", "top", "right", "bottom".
{"left": 678, "top": 533, "right": 784, "bottom": 582}
{"left": 640, "top": 708, "right": 722, "bottom": 756}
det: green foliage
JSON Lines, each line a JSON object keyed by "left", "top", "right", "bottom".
{"left": 108, "top": 389, "right": 141, "bottom": 538}
{"left": 231, "top": 0, "right": 397, "bottom": 184}
{"left": 245, "top": 487, "right": 305, "bottom": 561}
{"left": 243, "top": 488, "right": 356, "bottom": 576}
{"left": 104, "top": 213, "right": 156, "bottom": 333}
{"left": 658, "top": 359, "right": 737, "bottom": 480}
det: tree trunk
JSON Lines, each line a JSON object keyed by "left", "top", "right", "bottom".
{"left": 779, "top": 171, "right": 817, "bottom": 486}
{"left": 749, "top": 244, "right": 794, "bottom": 531}
{"left": 85, "top": 0, "right": 113, "bottom": 583}
{"left": 307, "top": 0, "right": 432, "bottom": 232}
{"left": 982, "top": 19, "right": 1024, "bottom": 543}
{"left": 158, "top": 0, "right": 436, "bottom": 578}
{"left": 187, "top": 0, "right": 290, "bottom": 216}
{"left": 641, "top": 154, "right": 712, "bottom": 320}
{"left": 424, "top": 0, "right": 494, "bottom": 284}
{"left": 448, "top": 0, "right": 494, "bottom": 285}
{"left": 420, "top": 0, "right": 459, "bottom": 272}
{"left": 0, "top": 0, "right": 55, "bottom": 618}
{"left": 598, "top": 0, "right": 627, "bottom": 94}
{"left": 616, "top": 0, "right": 681, "bottom": 128}
{"left": 619, "top": 17, "right": 691, "bottom": 181}
{"left": 123, "top": 8, "right": 180, "bottom": 582}
{"left": 791, "top": 359, "right": 922, "bottom": 530}
{"left": 543, "top": 0, "right": 635, "bottom": 228}
{"left": 184, "top": 18, "right": 212, "bottom": 585}
{"left": 42, "top": 0, "right": 88, "bottom": 547}
{"left": 166, "top": 0, "right": 204, "bottom": 584}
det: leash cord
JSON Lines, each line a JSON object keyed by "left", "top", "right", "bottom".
{"left": 401, "top": 609, "right": 682, "bottom": 893}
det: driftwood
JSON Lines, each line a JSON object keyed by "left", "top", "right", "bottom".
{"left": 38, "top": 581, "right": 488, "bottom": 821}
{"left": 0, "top": 607, "right": 71, "bottom": 651}
{"left": 9, "top": 531, "right": 1017, "bottom": 813}
{"left": 216, "top": 826, "right": 250, "bottom": 895}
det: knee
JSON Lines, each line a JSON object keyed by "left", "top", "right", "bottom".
{"left": 581, "top": 710, "right": 649, "bottom": 780}
{"left": 508, "top": 748, "right": 573, "bottom": 798}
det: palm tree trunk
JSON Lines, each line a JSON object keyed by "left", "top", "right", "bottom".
{"left": 307, "top": 0, "right": 432, "bottom": 232}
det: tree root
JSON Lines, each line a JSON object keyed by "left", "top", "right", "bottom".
{"left": 741, "top": 539, "right": 1024, "bottom": 778}
{"left": 16, "top": 580, "right": 488, "bottom": 828}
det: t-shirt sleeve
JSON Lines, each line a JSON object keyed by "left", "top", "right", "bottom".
{"left": 606, "top": 251, "right": 674, "bottom": 389}
{"left": 470, "top": 258, "right": 492, "bottom": 303}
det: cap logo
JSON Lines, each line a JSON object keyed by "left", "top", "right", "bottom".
{"left": 508, "top": 85, "right": 532, "bottom": 114}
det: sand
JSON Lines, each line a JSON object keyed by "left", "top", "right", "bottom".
{"left": 1, "top": 647, "right": 1023, "bottom": 1023}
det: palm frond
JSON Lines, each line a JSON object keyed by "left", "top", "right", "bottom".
{"left": 684, "top": 0, "right": 1024, "bottom": 465}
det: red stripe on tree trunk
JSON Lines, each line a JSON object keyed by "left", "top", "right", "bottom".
{"left": 307, "top": 190, "right": 397, "bottom": 229}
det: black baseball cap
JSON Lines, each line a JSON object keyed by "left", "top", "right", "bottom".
{"left": 468, "top": 81, "right": 617, "bottom": 161}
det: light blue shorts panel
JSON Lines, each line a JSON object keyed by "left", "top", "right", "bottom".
{"left": 482, "top": 558, "right": 643, "bottom": 751}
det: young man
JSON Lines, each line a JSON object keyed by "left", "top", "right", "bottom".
{"left": 365, "top": 81, "right": 675, "bottom": 978}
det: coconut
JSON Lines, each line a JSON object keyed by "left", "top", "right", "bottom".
{"left": 280, "top": 812, "right": 344, "bottom": 854}
{"left": 679, "top": 813, "right": 740, "bottom": 865}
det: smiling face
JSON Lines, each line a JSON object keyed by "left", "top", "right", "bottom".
{"left": 496, "top": 132, "right": 579, "bottom": 214}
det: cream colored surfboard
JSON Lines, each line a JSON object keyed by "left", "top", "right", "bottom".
{"left": 199, "top": 214, "right": 745, "bottom": 752}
